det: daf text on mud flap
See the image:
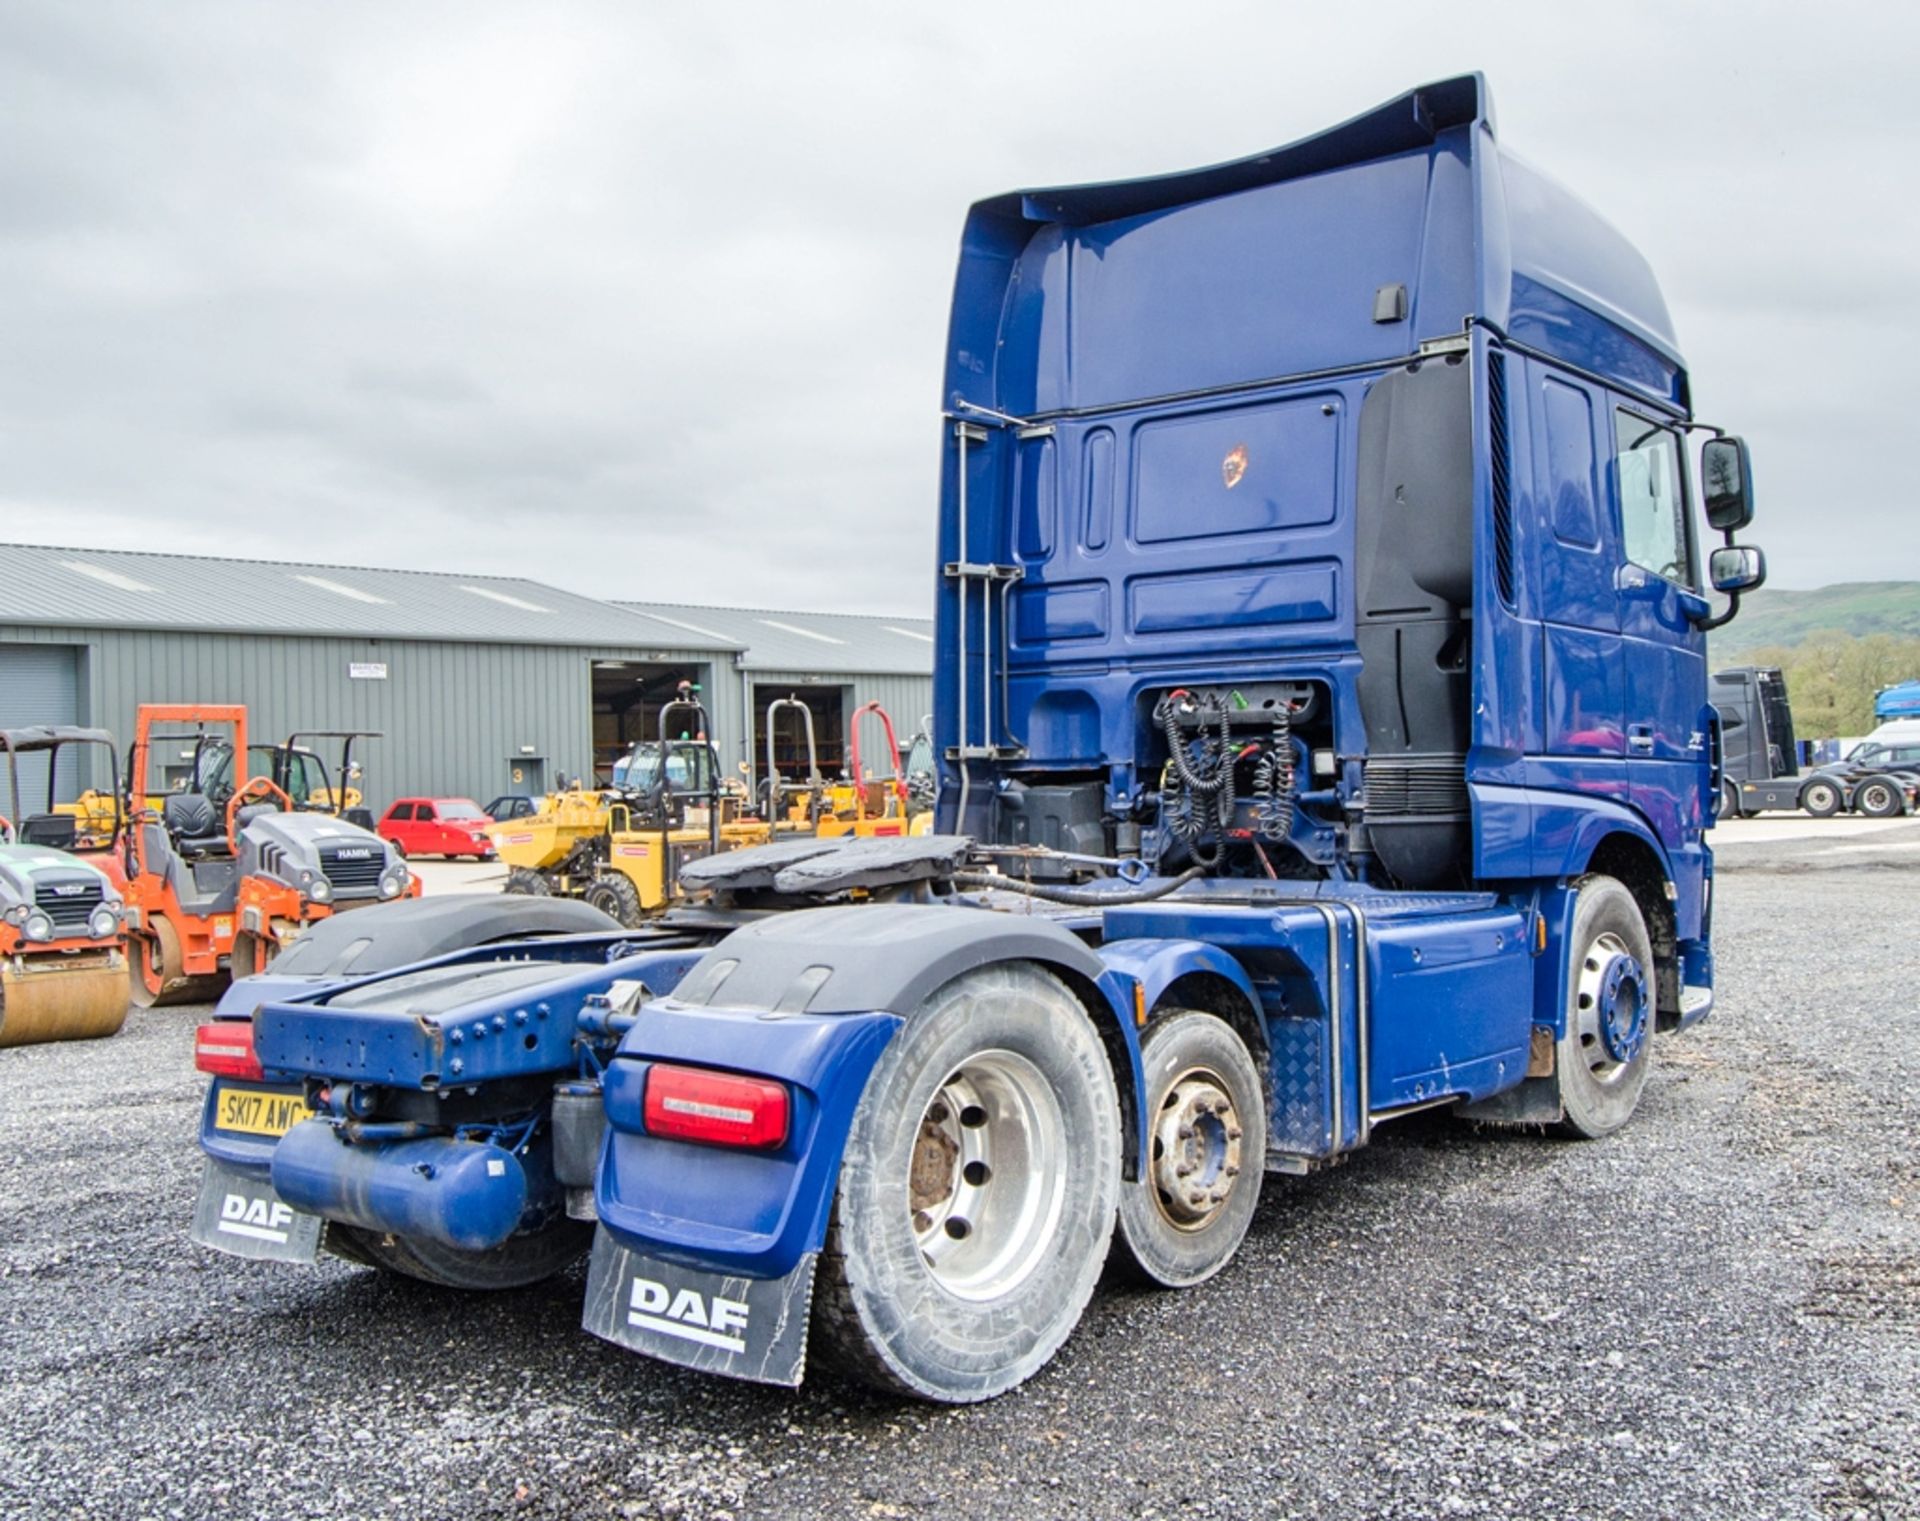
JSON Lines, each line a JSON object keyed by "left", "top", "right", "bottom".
{"left": 220, "top": 1193, "right": 296, "bottom": 1244}
{"left": 627, "top": 1276, "right": 750, "bottom": 1352}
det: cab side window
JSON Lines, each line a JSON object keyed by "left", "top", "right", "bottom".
{"left": 1613, "top": 407, "right": 1692, "bottom": 586}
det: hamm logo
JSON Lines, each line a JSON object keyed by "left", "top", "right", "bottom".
{"left": 218, "top": 1193, "right": 297, "bottom": 1245}
{"left": 333, "top": 847, "right": 373, "bottom": 859}
{"left": 628, "top": 1276, "right": 749, "bottom": 1353}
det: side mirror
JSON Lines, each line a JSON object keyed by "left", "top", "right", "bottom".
{"left": 1702, "top": 436, "right": 1754, "bottom": 532}
{"left": 1710, "top": 544, "right": 1766, "bottom": 594}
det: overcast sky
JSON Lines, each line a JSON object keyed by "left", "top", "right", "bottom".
{"left": 3, "top": 2, "right": 1914, "bottom": 612}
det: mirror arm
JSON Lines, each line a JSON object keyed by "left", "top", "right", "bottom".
{"left": 1693, "top": 588, "right": 1742, "bottom": 632}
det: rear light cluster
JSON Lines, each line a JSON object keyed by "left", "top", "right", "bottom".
{"left": 642, "top": 1063, "right": 788, "bottom": 1150}
{"left": 194, "top": 1021, "right": 264, "bottom": 1082}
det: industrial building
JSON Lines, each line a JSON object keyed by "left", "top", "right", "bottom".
{"left": 0, "top": 544, "right": 931, "bottom": 807}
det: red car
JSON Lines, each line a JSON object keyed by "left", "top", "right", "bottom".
{"left": 376, "top": 797, "right": 496, "bottom": 860}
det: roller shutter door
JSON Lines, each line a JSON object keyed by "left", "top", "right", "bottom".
{"left": 0, "top": 644, "right": 82, "bottom": 804}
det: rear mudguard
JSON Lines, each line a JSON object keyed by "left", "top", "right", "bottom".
{"left": 593, "top": 903, "right": 1149, "bottom": 1280}
{"left": 1097, "top": 938, "right": 1261, "bottom": 1023}
{"left": 596, "top": 1004, "right": 902, "bottom": 1278}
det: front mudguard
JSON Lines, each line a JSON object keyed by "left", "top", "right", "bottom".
{"left": 594, "top": 1004, "right": 902, "bottom": 1280}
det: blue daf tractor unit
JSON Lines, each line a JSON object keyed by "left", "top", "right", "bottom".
{"left": 189, "top": 76, "right": 1765, "bottom": 1403}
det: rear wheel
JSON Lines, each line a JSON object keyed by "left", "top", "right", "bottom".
{"left": 331, "top": 1217, "right": 591, "bottom": 1290}
{"left": 1718, "top": 778, "right": 1743, "bottom": 821}
{"left": 1800, "top": 778, "right": 1843, "bottom": 817}
{"left": 1855, "top": 777, "right": 1904, "bottom": 818}
{"left": 1115, "top": 1010, "right": 1265, "bottom": 1288}
{"left": 1555, "top": 875, "right": 1655, "bottom": 1139}
{"left": 811, "top": 962, "right": 1121, "bottom": 1403}
{"left": 584, "top": 872, "right": 644, "bottom": 927}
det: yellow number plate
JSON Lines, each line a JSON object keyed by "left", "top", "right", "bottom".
{"left": 215, "top": 1086, "right": 313, "bottom": 1138}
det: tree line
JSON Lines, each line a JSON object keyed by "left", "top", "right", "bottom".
{"left": 1737, "top": 631, "right": 1920, "bottom": 739}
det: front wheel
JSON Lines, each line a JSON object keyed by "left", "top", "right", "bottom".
{"left": 1115, "top": 1010, "right": 1265, "bottom": 1288}
{"left": 1718, "top": 778, "right": 1744, "bottom": 821}
{"left": 811, "top": 962, "right": 1121, "bottom": 1403}
{"left": 504, "top": 868, "right": 552, "bottom": 897}
{"left": 1800, "top": 778, "right": 1843, "bottom": 818}
{"left": 1555, "top": 875, "right": 1655, "bottom": 1139}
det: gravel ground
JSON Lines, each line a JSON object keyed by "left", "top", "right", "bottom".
{"left": 2, "top": 828, "right": 1916, "bottom": 1521}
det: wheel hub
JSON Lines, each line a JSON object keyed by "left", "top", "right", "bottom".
{"left": 906, "top": 1052, "right": 1066, "bottom": 1302}
{"left": 1579, "top": 933, "right": 1648, "bottom": 1068}
{"left": 1148, "top": 1068, "right": 1244, "bottom": 1232}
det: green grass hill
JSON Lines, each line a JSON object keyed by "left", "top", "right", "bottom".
{"left": 1708, "top": 582, "right": 1920, "bottom": 660}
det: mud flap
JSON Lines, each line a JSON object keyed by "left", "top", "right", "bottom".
{"left": 581, "top": 1226, "right": 816, "bottom": 1388}
{"left": 190, "top": 1159, "right": 323, "bottom": 1264}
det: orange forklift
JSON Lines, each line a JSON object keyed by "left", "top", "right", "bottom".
{"left": 121, "top": 704, "right": 417, "bottom": 1005}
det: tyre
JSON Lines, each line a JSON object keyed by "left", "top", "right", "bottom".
{"left": 1114, "top": 1010, "right": 1265, "bottom": 1288}
{"left": 811, "top": 962, "right": 1121, "bottom": 1403}
{"left": 1800, "top": 778, "right": 1843, "bottom": 818}
{"left": 389, "top": 840, "right": 407, "bottom": 859}
{"left": 583, "top": 871, "right": 644, "bottom": 928}
{"left": 1718, "top": 778, "right": 1743, "bottom": 821}
{"left": 128, "top": 916, "right": 215, "bottom": 1008}
{"left": 331, "top": 1217, "right": 591, "bottom": 1290}
{"left": 504, "top": 868, "right": 552, "bottom": 897}
{"left": 1555, "top": 875, "right": 1655, "bottom": 1139}
{"left": 1855, "top": 777, "right": 1904, "bottom": 819}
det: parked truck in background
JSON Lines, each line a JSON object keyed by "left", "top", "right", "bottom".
{"left": 1713, "top": 665, "right": 1798, "bottom": 816}
{"left": 189, "top": 75, "right": 1769, "bottom": 1403}
{"left": 1716, "top": 666, "right": 1916, "bottom": 818}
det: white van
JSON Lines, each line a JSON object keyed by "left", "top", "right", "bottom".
{"left": 1847, "top": 717, "right": 1920, "bottom": 756}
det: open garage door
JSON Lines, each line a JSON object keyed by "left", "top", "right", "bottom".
{"left": 592, "top": 660, "right": 714, "bottom": 782}
{"left": 0, "top": 644, "right": 82, "bottom": 804}
{"left": 752, "top": 683, "right": 847, "bottom": 792}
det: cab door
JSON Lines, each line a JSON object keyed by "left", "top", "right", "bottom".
{"left": 413, "top": 802, "right": 447, "bottom": 854}
{"left": 1528, "top": 365, "right": 1625, "bottom": 802}
{"left": 1607, "top": 403, "right": 1711, "bottom": 855}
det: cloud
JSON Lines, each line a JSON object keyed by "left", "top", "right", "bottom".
{"left": 1, "top": 0, "right": 1915, "bottom": 606}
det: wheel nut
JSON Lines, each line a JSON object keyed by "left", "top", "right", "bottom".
{"left": 1187, "top": 1191, "right": 1208, "bottom": 1207}
{"left": 1226, "top": 1128, "right": 1243, "bottom": 1142}
{"left": 1176, "top": 1124, "right": 1193, "bottom": 1141}
{"left": 1174, "top": 1163, "right": 1193, "bottom": 1178}
{"left": 1224, "top": 1164, "right": 1240, "bottom": 1178}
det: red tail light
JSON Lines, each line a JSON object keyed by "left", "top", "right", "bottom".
{"left": 643, "top": 1064, "right": 789, "bottom": 1150}
{"left": 195, "top": 1021, "right": 264, "bottom": 1081}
